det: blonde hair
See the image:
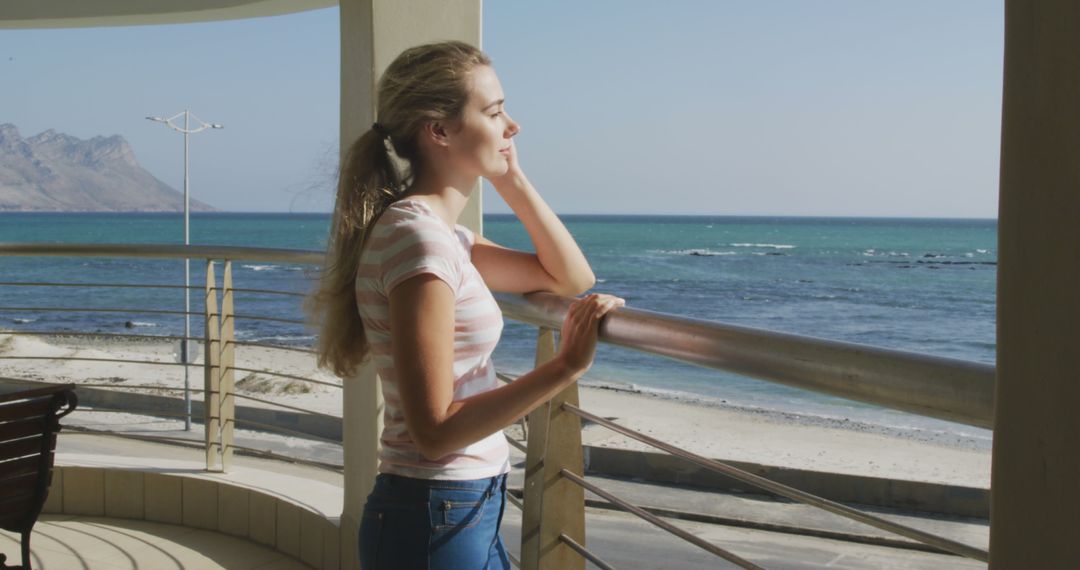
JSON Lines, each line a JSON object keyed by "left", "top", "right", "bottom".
{"left": 308, "top": 40, "right": 491, "bottom": 378}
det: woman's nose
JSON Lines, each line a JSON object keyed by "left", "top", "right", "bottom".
{"left": 506, "top": 115, "right": 520, "bottom": 137}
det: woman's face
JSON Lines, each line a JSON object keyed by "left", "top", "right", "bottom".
{"left": 446, "top": 65, "right": 520, "bottom": 179}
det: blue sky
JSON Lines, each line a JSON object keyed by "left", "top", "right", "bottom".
{"left": 0, "top": 1, "right": 1003, "bottom": 217}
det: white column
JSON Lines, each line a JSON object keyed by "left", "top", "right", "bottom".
{"left": 338, "top": 2, "right": 482, "bottom": 568}
{"left": 992, "top": 1, "right": 1080, "bottom": 567}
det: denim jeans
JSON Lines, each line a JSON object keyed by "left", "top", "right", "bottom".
{"left": 358, "top": 472, "right": 510, "bottom": 569}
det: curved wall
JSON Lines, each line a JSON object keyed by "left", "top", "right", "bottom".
{"left": 44, "top": 465, "right": 340, "bottom": 569}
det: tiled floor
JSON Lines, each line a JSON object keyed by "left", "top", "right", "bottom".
{"left": 0, "top": 515, "right": 311, "bottom": 569}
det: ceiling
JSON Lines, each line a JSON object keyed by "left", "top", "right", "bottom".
{"left": 0, "top": 0, "right": 336, "bottom": 28}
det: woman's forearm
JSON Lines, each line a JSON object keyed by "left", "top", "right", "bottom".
{"left": 493, "top": 174, "right": 596, "bottom": 295}
{"left": 418, "top": 355, "right": 582, "bottom": 460}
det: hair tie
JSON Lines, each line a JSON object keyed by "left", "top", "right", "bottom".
{"left": 371, "top": 122, "right": 389, "bottom": 139}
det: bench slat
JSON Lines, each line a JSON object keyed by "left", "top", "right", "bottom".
{"left": 0, "top": 434, "right": 56, "bottom": 463}
{"left": 0, "top": 397, "right": 56, "bottom": 423}
{"left": 0, "top": 455, "right": 41, "bottom": 480}
{"left": 0, "top": 471, "right": 39, "bottom": 501}
{"left": 0, "top": 416, "right": 50, "bottom": 444}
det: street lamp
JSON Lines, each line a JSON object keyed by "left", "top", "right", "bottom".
{"left": 146, "top": 111, "right": 223, "bottom": 431}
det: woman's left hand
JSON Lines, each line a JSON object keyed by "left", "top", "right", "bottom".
{"left": 487, "top": 139, "right": 526, "bottom": 190}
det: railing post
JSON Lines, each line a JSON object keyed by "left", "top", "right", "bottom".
{"left": 521, "top": 327, "right": 586, "bottom": 570}
{"left": 204, "top": 259, "right": 221, "bottom": 471}
{"left": 219, "top": 260, "right": 236, "bottom": 472}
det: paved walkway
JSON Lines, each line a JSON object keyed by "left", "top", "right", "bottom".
{"left": 0, "top": 515, "right": 308, "bottom": 570}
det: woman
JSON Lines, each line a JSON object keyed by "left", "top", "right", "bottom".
{"left": 309, "top": 40, "right": 623, "bottom": 569}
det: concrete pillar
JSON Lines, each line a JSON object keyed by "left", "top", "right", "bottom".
{"left": 338, "top": 1, "right": 482, "bottom": 568}
{"left": 992, "top": 1, "right": 1080, "bottom": 567}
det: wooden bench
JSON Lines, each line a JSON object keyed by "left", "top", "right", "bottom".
{"left": 0, "top": 385, "right": 78, "bottom": 570}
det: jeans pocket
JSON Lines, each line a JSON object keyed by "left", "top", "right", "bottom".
{"left": 429, "top": 487, "right": 489, "bottom": 533}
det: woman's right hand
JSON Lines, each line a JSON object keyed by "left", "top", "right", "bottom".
{"left": 556, "top": 293, "right": 625, "bottom": 377}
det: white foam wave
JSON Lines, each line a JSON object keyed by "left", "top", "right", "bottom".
{"left": 729, "top": 243, "right": 795, "bottom": 249}
{"left": 863, "top": 249, "right": 909, "bottom": 257}
{"left": 127, "top": 321, "right": 158, "bottom": 328}
{"left": 243, "top": 264, "right": 278, "bottom": 272}
{"left": 12, "top": 318, "right": 36, "bottom": 324}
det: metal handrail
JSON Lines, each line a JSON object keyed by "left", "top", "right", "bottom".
{"left": 232, "top": 417, "right": 341, "bottom": 445}
{"left": 559, "top": 469, "right": 764, "bottom": 569}
{"left": 0, "top": 331, "right": 203, "bottom": 344}
{"left": 229, "top": 287, "right": 308, "bottom": 297}
{"left": 507, "top": 493, "right": 524, "bottom": 511}
{"left": 558, "top": 534, "right": 615, "bottom": 570}
{"left": 497, "top": 293, "right": 995, "bottom": 428}
{"left": 0, "top": 306, "right": 201, "bottom": 317}
{"left": 0, "top": 356, "right": 189, "bottom": 367}
{"left": 562, "top": 402, "right": 989, "bottom": 562}
{"left": 231, "top": 392, "right": 339, "bottom": 419}
{"left": 506, "top": 437, "right": 527, "bottom": 454}
{"left": 230, "top": 340, "right": 318, "bottom": 355}
{"left": 229, "top": 366, "right": 342, "bottom": 389}
{"left": 57, "top": 383, "right": 192, "bottom": 392}
{"left": 0, "top": 281, "right": 193, "bottom": 290}
{"left": 0, "top": 281, "right": 307, "bottom": 297}
{"left": 232, "top": 313, "right": 307, "bottom": 325}
{"left": 0, "top": 242, "right": 324, "bottom": 264}
{"left": 75, "top": 408, "right": 194, "bottom": 420}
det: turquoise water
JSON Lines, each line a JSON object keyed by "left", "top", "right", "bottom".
{"left": 0, "top": 212, "right": 996, "bottom": 438}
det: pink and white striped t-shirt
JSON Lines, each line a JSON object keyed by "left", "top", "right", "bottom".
{"left": 355, "top": 199, "right": 510, "bottom": 480}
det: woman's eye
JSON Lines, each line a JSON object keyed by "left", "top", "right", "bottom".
{"left": 491, "top": 112, "right": 502, "bottom": 118}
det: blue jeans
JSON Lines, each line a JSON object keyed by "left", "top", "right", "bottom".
{"left": 359, "top": 472, "right": 510, "bottom": 569}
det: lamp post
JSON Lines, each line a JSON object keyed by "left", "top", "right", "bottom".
{"left": 146, "top": 111, "right": 223, "bottom": 431}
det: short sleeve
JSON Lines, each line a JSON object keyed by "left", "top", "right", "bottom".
{"left": 379, "top": 217, "right": 462, "bottom": 295}
{"left": 454, "top": 225, "right": 476, "bottom": 259}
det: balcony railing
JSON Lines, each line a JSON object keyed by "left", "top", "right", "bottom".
{"left": 0, "top": 242, "right": 993, "bottom": 569}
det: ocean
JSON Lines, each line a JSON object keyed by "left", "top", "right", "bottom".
{"left": 0, "top": 212, "right": 996, "bottom": 442}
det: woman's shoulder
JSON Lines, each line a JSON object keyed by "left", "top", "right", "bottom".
{"left": 367, "top": 200, "right": 459, "bottom": 254}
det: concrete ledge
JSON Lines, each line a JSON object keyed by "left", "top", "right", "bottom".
{"left": 48, "top": 458, "right": 341, "bottom": 569}
{"left": 584, "top": 446, "right": 989, "bottom": 518}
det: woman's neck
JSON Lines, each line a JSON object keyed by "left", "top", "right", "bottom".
{"left": 405, "top": 172, "right": 476, "bottom": 227}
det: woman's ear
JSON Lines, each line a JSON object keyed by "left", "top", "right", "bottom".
{"left": 423, "top": 121, "right": 451, "bottom": 148}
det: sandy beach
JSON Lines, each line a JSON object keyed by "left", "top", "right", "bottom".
{"left": 0, "top": 331, "right": 991, "bottom": 488}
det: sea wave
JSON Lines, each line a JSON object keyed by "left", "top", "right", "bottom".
{"left": 650, "top": 248, "right": 737, "bottom": 257}
{"left": 862, "top": 249, "right": 909, "bottom": 257}
{"left": 729, "top": 243, "right": 795, "bottom": 249}
{"left": 12, "top": 318, "right": 36, "bottom": 324}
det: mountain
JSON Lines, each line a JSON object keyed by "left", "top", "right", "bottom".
{"left": 0, "top": 123, "right": 215, "bottom": 212}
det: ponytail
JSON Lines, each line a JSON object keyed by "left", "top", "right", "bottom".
{"left": 307, "top": 127, "right": 403, "bottom": 377}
